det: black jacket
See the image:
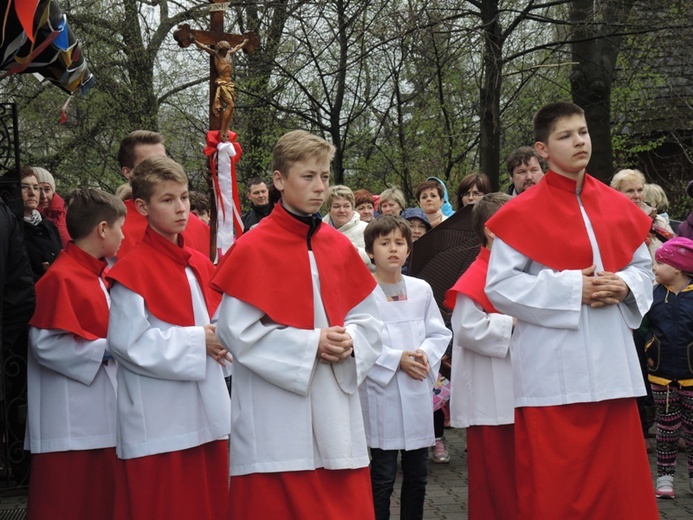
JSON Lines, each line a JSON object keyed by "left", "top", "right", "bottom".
{"left": 23, "top": 217, "right": 62, "bottom": 281}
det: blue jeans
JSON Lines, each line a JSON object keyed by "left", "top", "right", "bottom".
{"left": 370, "top": 447, "right": 428, "bottom": 520}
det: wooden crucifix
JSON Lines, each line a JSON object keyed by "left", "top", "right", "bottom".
{"left": 173, "top": 5, "right": 259, "bottom": 141}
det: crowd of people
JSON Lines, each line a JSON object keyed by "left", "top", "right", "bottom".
{"left": 5, "top": 101, "right": 693, "bottom": 519}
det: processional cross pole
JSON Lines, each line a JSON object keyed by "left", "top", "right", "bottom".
{"left": 173, "top": 2, "right": 259, "bottom": 259}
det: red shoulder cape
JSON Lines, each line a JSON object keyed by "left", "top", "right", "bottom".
{"left": 212, "top": 203, "right": 376, "bottom": 329}
{"left": 30, "top": 243, "right": 109, "bottom": 340}
{"left": 108, "top": 227, "right": 220, "bottom": 326}
{"left": 485, "top": 171, "right": 651, "bottom": 272}
{"left": 118, "top": 199, "right": 211, "bottom": 259}
{"left": 445, "top": 246, "right": 498, "bottom": 314}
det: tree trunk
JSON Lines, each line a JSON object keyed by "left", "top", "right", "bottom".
{"left": 570, "top": 0, "right": 634, "bottom": 182}
{"left": 478, "top": 0, "right": 503, "bottom": 191}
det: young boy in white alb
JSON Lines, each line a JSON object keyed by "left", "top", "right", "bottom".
{"left": 27, "top": 188, "right": 127, "bottom": 520}
{"left": 360, "top": 215, "right": 451, "bottom": 520}
{"left": 107, "top": 156, "right": 230, "bottom": 520}
{"left": 484, "top": 102, "right": 658, "bottom": 518}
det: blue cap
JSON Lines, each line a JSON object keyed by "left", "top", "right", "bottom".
{"left": 401, "top": 207, "right": 432, "bottom": 230}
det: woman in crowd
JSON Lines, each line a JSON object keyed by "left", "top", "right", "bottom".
{"left": 21, "top": 168, "right": 62, "bottom": 280}
{"left": 354, "top": 189, "right": 376, "bottom": 223}
{"left": 611, "top": 169, "right": 674, "bottom": 259}
{"left": 323, "top": 185, "right": 375, "bottom": 272}
{"left": 416, "top": 180, "right": 447, "bottom": 228}
{"left": 30, "top": 167, "right": 70, "bottom": 246}
{"left": 454, "top": 173, "right": 492, "bottom": 210}
{"left": 379, "top": 187, "right": 406, "bottom": 216}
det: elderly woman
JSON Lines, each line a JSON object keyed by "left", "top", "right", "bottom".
{"left": 30, "top": 166, "right": 70, "bottom": 246}
{"left": 611, "top": 169, "right": 674, "bottom": 259}
{"left": 323, "top": 185, "right": 375, "bottom": 272}
{"left": 21, "top": 168, "right": 63, "bottom": 280}
{"left": 354, "top": 189, "right": 375, "bottom": 223}
{"left": 454, "top": 173, "right": 492, "bottom": 210}
{"left": 379, "top": 187, "right": 406, "bottom": 216}
{"left": 415, "top": 180, "right": 447, "bottom": 228}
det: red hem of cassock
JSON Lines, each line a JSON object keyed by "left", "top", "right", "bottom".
{"left": 117, "top": 440, "right": 228, "bottom": 520}
{"left": 227, "top": 467, "right": 374, "bottom": 520}
{"left": 467, "top": 424, "right": 517, "bottom": 520}
{"left": 515, "top": 399, "right": 659, "bottom": 520}
{"left": 27, "top": 448, "right": 126, "bottom": 520}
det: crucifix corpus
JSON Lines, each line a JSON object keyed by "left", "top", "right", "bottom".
{"left": 173, "top": 5, "right": 259, "bottom": 141}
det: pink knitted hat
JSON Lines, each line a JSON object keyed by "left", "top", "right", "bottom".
{"left": 655, "top": 237, "right": 693, "bottom": 273}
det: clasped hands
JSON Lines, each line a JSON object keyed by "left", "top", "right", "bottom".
{"left": 318, "top": 326, "right": 353, "bottom": 364}
{"left": 581, "top": 265, "right": 629, "bottom": 308}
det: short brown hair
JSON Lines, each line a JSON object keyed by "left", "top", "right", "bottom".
{"left": 505, "top": 147, "right": 545, "bottom": 178}
{"left": 415, "top": 180, "right": 443, "bottom": 201}
{"left": 364, "top": 215, "right": 412, "bottom": 256}
{"left": 117, "top": 130, "right": 165, "bottom": 169}
{"left": 354, "top": 189, "right": 375, "bottom": 207}
{"left": 130, "top": 156, "right": 188, "bottom": 202}
{"left": 272, "top": 130, "right": 335, "bottom": 177}
{"left": 472, "top": 192, "right": 511, "bottom": 246}
{"left": 455, "top": 173, "right": 492, "bottom": 210}
{"left": 64, "top": 188, "right": 127, "bottom": 240}
{"left": 533, "top": 102, "right": 585, "bottom": 144}
{"left": 189, "top": 191, "right": 210, "bottom": 214}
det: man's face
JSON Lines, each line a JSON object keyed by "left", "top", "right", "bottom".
{"left": 248, "top": 182, "right": 269, "bottom": 206}
{"left": 121, "top": 143, "right": 167, "bottom": 180}
{"left": 135, "top": 181, "right": 190, "bottom": 243}
{"left": 510, "top": 156, "right": 544, "bottom": 194}
{"left": 536, "top": 115, "right": 591, "bottom": 180}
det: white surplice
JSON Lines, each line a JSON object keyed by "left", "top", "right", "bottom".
{"left": 450, "top": 293, "right": 514, "bottom": 427}
{"left": 107, "top": 267, "right": 230, "bottom": 459}
{"left": 358, "top": 276, "right": 450, "bottom": 450}
{"left": 215, "top": 253, "right": 382, "bottom": 476}
{"left": 485, "top": 203, "right": 654, "bottom": 408}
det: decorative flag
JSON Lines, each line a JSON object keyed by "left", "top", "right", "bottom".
{"left": 203, "top": 130, "right": 243, "bottom": 258}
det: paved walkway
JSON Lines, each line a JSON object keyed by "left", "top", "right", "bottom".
{"left": 1, "top": 428, "right": 692, "bottom": 518}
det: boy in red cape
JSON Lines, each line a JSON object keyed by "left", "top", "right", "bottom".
{"left": 107, "top": 156, "right": 230, "bottom": 520}
{"left": 26, "top": 188, "right": 127, "bottom": 519}
{"left": 484, "top": 102, "right": 659, "bottom": 518}
{"left": 213, "top": 130, "right": 383, "bottom": 519}
{"left": 445, "top": 192, "right": 516, "bottom": 520}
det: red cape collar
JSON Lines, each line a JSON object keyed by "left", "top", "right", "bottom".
{"left": 445, "top": 246, "right": 498, "bottom": 314}
{"left": 108, "top": 227, "right": 220, "bottom": 326}
{"left": 212, "top": 203, "right": 376, "bottom": 329}
{"left": 30, "top": 243, "right": 110, "bottom": 340}
{"left": 485, "top": 170, "right": 651, "bottom": 272}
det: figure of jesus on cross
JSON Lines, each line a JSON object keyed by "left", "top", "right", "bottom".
{"left": 190, "top": 35, "right": 248, "bottom": 142}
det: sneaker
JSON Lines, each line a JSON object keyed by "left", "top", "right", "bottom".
{"left": 431, "top": 437, "right": 450, "bottom": 464}
{"left": 655, "top": 475, "right": 675, "bottom": 499}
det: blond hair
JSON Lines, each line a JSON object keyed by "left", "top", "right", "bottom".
{"left": 272, "top": 130, "right": 335, "bottom": 177}
{"left": 130, "top": 156, "right": 188, "bottom": 202}
{"left": 610, "top": 169, "right": 646, "bottom": 192}
{"left": 643, "top": 183, "right": 669, "bottom": 213}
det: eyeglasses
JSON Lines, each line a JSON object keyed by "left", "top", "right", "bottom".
{"left": 21, "top": 184, "right": 40, "bottom": 193}
{"left": 463, "top": 190, "right": 484, "bottom": 198}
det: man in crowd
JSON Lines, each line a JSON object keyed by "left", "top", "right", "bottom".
{"left": 504, "top": 146, "right": 545, "bottom": 197}
{"left": 241, "top": 177, "right": 272, "bottom": 231}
